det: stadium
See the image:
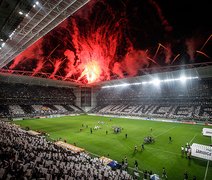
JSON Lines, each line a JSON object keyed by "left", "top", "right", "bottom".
{"left": 0, "top": 0, "right": 211, "bottom": 180}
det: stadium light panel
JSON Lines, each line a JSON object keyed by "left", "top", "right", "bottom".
{"left": 152, "top": 78, "right": 160, "bottom": 86}
{"left": 179, "top": 76, "right": 187, "bottom": 83}
{"left": 101, "top": 76, "right": 198, "bottom": 88}
{"left": 102, "top": 83, "right": 130, "bottom": 88}
{"left": 163, "top": 79, "right": 173, "bottom": 82}
{"left": 132, "top": 82, "right": 142, "bottom": 85}
{"left": 142, "top": 81, "right": 148, "bottom": 84}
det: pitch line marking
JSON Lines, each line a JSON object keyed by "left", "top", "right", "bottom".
{"left": 204, "top": 160, "right": 209, "bottom": 180}
{"left": 203, "top": 133, "right": 211, "bottom": 180}
{"left": 154, "top": 126, "right": 177, "bottom": 138}
{"left": 189, "top": 133, "right": 197, "bottom": 144}
{"left": 146, "top": 146, "right": 180, "bottom": 156}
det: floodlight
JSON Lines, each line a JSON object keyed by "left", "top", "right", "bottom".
{"left": 33, "top": 4, "right": 36, "bottom": 8}
{"left": 19, "top": 11, "right": 23, "bottom": 15}
{"left": 2, "top": 42, "right": 5, "bottom": 47}
{"left": 132, "top": 82, "right": 142, "bottom": 85}
{"left": 36, "top": 1, "right": 39, "bottom": 5}
{"left": 119, "top": 83, "right": 129, "bottom": 87}
{"left": 180, "top": 76, "right": 187, "bottom": 83}
{"left": 152, "top": 78, "right": 160, "bottom": 85}
{"left": 163, "top": 79, "right": 173, "bottom": 82}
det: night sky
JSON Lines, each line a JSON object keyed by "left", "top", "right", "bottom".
{"left": 107, "top": 0, "right": 211, "bottom": 48}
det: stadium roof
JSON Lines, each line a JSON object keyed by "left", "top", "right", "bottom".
{"left": 0, "top": 71, "right": 83, "bottom": 88}
{"left": 0, "top": 0, "right": 90, "bottom": 68}
{"left": 1, "top": 64, "right": 211, "bottom": 89}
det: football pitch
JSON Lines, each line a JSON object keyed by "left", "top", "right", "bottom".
{"left": 14, "top": 115, "right": 212, "bottom": 179}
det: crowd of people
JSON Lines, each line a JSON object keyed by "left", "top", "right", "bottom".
{"left": 0, "top": 121, "right": 132, "bottom": 180}
{"left": 0, "top": 82, "right": 79, "bottom": 118}
{"left": 0, "top": 82, "right": 76, "bottom": 103}
{"left": 91, "top": 79, "right": 212, "bottom": 122}
{"left": 0, "top": 104, "right": 82, "bottom": 118}
{"left": 91, "top": 104, "right": 212, "bottom": 122}
{"left": 0, "top": 80, "right": 83, "bottom": 118}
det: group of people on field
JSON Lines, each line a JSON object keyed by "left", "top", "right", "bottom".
{"left": 181, "top": 143, "right": 192, "bottom": 159}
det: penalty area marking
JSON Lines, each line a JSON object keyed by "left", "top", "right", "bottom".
{"left": 203, "top": 136, "right": 212, "bottom": 180}
{"left": 145, "top": 146, "right": 180, "bottom": 156}
{"left": 189, "top": 133, "right": 198, "bottom": 144}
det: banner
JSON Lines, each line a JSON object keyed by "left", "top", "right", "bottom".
{"left": 55, "top": 141, "right": 84, "bottom": 153}
{"left": 202, "top": 128, "right": 212, "bottom": 137}
{"left": 191, "top": 143, "right": 212, "bottom": 161}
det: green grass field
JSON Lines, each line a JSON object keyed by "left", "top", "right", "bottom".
{"left": 14, "top": 115, "right": 212, "bottom": 180}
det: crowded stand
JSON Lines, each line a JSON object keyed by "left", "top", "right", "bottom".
{"left": 0, "top": 121, "right": 132, "bottom": 179}
{"left": 0, "top": 82, "right": 83, "bottom": 118}
{"left": 92, "top": 78, "right": 212, "bottom": 122}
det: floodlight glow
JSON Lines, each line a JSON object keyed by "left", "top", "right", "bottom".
{"left": 33, "top": 4, "right": 36, "bottom": 8}
{"left": 19, "top": 11, "right": 23, "bottom": 15}
{"left": 152, "top": 78, "right": 160, "bottom": 85}
{"left": 132, "top": 82, "right": 142, "bottom": 85}
{"left": 163, "top": 79, "right": 173, "bottom": 82}
{"left": 36, "top": 1, "right": 39, "bottom": 5}
{"left": 0, "top": 39, "right": 3, "bottom": 41}
{"left": 9, "top": 32, "right": 14, "bottom": 38}
{"left": 101, "top": 76, "right": 198, "bottom": 89}
{"left": 2, "top": 42, "right": 5, "bottom": 47}
{"left": 25, "top": 13, "right": 29, "bottom": 17}
{"left": 102, "top": 83, "right": 130, "bottom": 88}
{"left": 180, "top": 76, "right": 187, "bottom": 83}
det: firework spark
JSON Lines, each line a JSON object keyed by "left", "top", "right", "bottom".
{"left": 171, "top": 54, "right": 181, "bottom": 64}
{"left": 196, "top": 51, "right": 210, "bottom": 58}
{"left": 200, "top": 34, "right": 212, "bottom": 51}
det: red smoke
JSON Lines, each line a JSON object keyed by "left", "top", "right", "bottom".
{"left": 148, "top": 0, "right": 173, "bottom": 32}
{"left": 164, "top": 44, "right": 172, "bottom": 64}
{"left": 185, "top": 38, "right": 196, "bottom": 61}
{"left": 10, "top": 38, "right": 43, "bottom": 69}
{"left": 185, "top": 37, "right": 203, "bottom": 61}
{"left": 49, "top": 59, "right": 62, "bottom": 79}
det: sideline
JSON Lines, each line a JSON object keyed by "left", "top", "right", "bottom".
{"left": 189, "top": 133, "right": 197, "bottom": 144}
{"left": 204, "top": 161, "right": 209, "bottom": 180}
{"left": 145, "top": 146, "right": 180, "bottom": 156}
